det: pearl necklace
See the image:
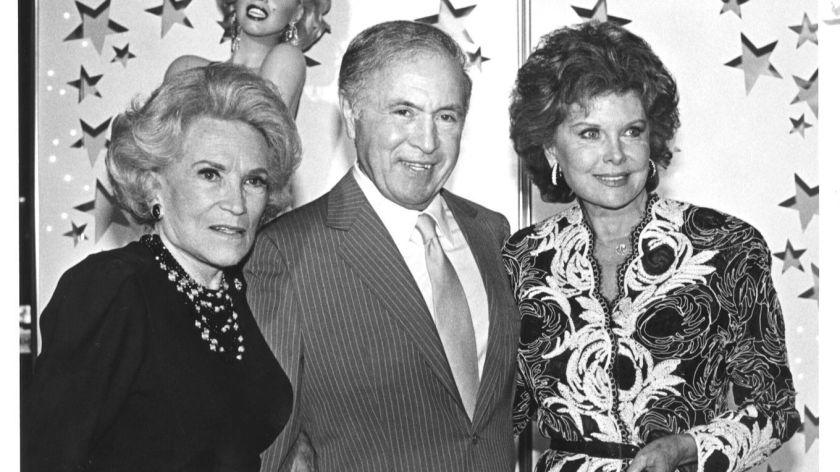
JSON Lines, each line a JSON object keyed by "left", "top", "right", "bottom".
{"left": 142, "top": 234, "right": 246, "bottom": 360}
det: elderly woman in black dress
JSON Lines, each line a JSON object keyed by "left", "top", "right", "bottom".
{"left": 23, "top": 63, "right": 300, "bottom": 472}
{"left": 504, "top": 21, "right": 800, "bottom": 472}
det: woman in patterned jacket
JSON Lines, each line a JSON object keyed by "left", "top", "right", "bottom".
{"left": 505, "top": 21, "right": 800, "bottom": 472}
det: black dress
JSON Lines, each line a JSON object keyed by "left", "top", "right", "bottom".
{"left": 22, "top": 240, "right": 293, "bottom": 472}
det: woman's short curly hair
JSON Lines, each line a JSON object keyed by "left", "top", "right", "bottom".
{"left": 106, "top": 62, "right": 301, "bottom": 225}
{"left": 509, "top": 20, "right": 680, "bottom": 203}
{"left": 217, "top": 0, "right": 331, "bottom": 51}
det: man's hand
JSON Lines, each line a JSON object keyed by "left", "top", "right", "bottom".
{"left": 626, "top": 434, "right": 697, "bottom": 472}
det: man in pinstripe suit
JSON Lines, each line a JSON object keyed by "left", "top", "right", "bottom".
{"left": 246, "top": 20, "right": 519, "bottom": 471}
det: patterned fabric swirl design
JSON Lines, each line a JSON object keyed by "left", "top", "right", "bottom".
{"left": 504, "top": 195, "right": 800, "bottom": 472}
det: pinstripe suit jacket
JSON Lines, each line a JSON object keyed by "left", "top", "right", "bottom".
{"left": 245, "top": 172, "right": 519, "bottom": 472}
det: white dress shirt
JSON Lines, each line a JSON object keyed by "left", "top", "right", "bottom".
{"left": 352, "top": 165, "right": 490, "bottom": 378}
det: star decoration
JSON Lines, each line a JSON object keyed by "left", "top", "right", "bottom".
{"left": 798, "top": 405, "right": 819, "bottom": 450}
{"left": 74, "top": 179, "right": 132, "bottom": 242}
{"left": 791, "top": 70, "right": 818, "bottom": 117}
{"left": 67, "top": 66, "right": 103, "bottom": 103}
{"left": 789, "top": 13, "right": 818, "bottom": 47}
{"left": 111, "top": 44, "right": 136, "bottom": 67}
{"left": 71, "top": 118, "right": 112, "bottom": 166}
{"left": 720, "top": 0, "right": 749, "bottom": 18}
{"left": 827, "top": 3, "right": 840, "bottom": 25}
{"left": 571, "top": 0, "right": 631, "bottom": 25}
{"left": 63, "top": 221, "right": 88, "bottom": 247}
{"left": 217, "top": 18, "right": 234, "bottom": 44}
{"left": 416, "top": 0, "right": 477, "bottom": 47}
{"left": 724, "top": 34, "right": 782, "bottom": 94}
{"left": 304, "top": 56, "right": 321, "bottom": 67}
{"left": 772, "top": 240, "right": 806, "bottom": 273}
{"left": 467, "top": 47, "right": 490, "bottom": 71}
{"left": 64, "top": 0, "right": 128, "bottom": 55}
{"left": 799, "top": 263, "right": 819, "bottom": 302}
{"left": 778, "top": 174, "right": 819, "bottom": 230}
{"left": 146, "top": 0, "right": 194, "bottom": 38}
{"left": 788, "top": 114, "right": 812, "bottom": 137}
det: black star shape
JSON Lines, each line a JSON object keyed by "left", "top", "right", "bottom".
{"left": 772, "top": 240, "right": 806, "bottom": 273}
{"left": 63, "top": 221, "right": 89, "bottom": 247}
{"left": 798, "top": 405, "right": 819, "bottom": 450}
{"left": 64, "top": 0, "right": 128, "bottom": 54}
{"left": 416, "top": 0, "right": 477, "bottom": 46}
{"left": 111, "top": 43, "right": 136, "bottom": 67}
{"left": 571, "top": 0, "right": 631, "bottom": 25}
{"left": 467, "top": 47, "right": 490, "bottom": 71}
{"left": 146, "top": 0, "right": 194, "bottom": 38}
{"left": 720, "top": 0, "right": 749, "bottom": 18}
{"left": 724, "top": 34, "right": 782, "bottom": 94}
{"left": 788, "top": 114, "right": 812, "bottom": 138}
{"left": 67, "top": 66, "right": 103, "bottom": 103}
{"left": 74, "top": 179, "right": 131, "bottom": 242}
{"left": 789, "top": 13, "right": 818, "bottom": 47}
{"left": 71, "top": 118, "right": 112, "bottom": 166}
{"left": 778, "top": 174, "right": 819, "bottom": 230}
{"left": 791, "top": 70, "right": 818, "bottom": 117}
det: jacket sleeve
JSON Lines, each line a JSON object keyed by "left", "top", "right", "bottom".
{"left": 501, "top": 228, "right": 539, "bottom": 437}
{"left": 244, "top": 231, "right": 306, "bottom": 472}
{"left": 685, "top": 237, "right": 801, "bottom": 472}
{"left": 22, "top": 259, "right": 148, "bottom": 472}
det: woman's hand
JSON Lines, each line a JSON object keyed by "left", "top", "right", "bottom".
{"left": 626, "top": 434, "right": 697, "bottom": 472}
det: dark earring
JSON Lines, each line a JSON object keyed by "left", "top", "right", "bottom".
{"left": 152, "top": 204, "right": 162, "bottom": 221}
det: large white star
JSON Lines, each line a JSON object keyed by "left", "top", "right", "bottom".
{"left": 778, "top": 174, "right": 819, "bottom": 230}
{"left": 571, "top": 0, "right": 630, "bottom": 25}
{"left": 146, "top": 0, "right": 194, "bottom": 38}
{"left": 791, "top": 70, "right": 818, "bottom": 117}
{"left": 789, "top": 13, "right": 818, "bottom": 47}
{"left": 74, "top": 179, "right": 132, "bottom": 242}
{"left": 416, "top": 0, "right": 477, "bottom": 47}
{"left": 71, "top": 118, "right": 111, "bottom": 166}
{"left": 64, "top": 0, "right": 128, "bottom": 54}
{"left": 724, "top": 34, "right": 782, "bottom": 94}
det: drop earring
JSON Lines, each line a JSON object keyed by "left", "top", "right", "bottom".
{"left": 551, "top": 161, "right": 562, "bottom": 187}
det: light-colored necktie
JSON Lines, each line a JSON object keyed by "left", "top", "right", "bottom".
{"left": 415, "top": 213, "right": 479, "bottom": 419}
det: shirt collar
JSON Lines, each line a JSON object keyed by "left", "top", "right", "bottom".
{"left": 352, "top": 164, "right": 452, "bottom": 244}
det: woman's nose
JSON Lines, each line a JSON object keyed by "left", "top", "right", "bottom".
{"left": 603, "top": 137, "right": 626, "bottom": 164}
{"left": 220, "top": 183, "right": 246, "bottom": 215}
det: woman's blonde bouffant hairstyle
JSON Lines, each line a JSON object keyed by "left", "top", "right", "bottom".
{"left": 106, "top": 63, "right": 301, "bottom": 225}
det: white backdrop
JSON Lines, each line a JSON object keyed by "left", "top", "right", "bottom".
{"left": 34, "top": 1, "right": 823, "bottom": 470}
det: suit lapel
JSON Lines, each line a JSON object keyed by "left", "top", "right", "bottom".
{"left": 327, "top": 173, "right": 463, "bottom": 406}
{"left": 444, "top": 191, "right": 509, "bottom": 428}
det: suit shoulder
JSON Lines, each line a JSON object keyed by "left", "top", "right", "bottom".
{"left": 259, "top": 193, "right": 329, "bottom": 234}
{"left": 444, "top": 191, "right": 508, "bottom": 227}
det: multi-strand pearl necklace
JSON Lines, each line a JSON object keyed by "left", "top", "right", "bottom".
{"left": 142, "top": 234, "right": 245, "bottom": 361}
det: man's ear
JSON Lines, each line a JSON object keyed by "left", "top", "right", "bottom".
{"left": 338, "top": 94, "right": 357, "bottom": 141}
